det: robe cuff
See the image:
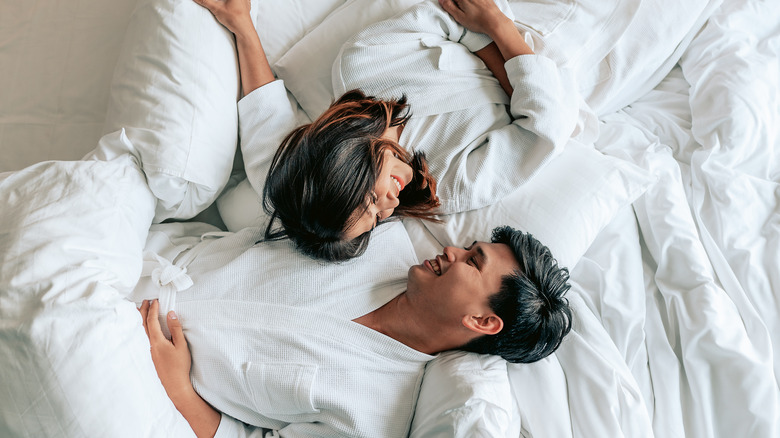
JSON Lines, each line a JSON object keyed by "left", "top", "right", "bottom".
{"left": 213, "top": 413, "right": 272, "bottom": 438}
{"left": 213, "top": 414, "right": 244, "bottom": 438}
{"left": 504, "top": 54, "right": 560, "bottom": 92}
{"left": 458, "top": 30, "right": 493, "bottom": 53}
{"left": 237, "top": 79, "right": 288, "bottom": 122}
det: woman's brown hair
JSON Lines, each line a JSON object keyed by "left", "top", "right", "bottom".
{"left": 262, "top": 89, "right": 439, "bottom": 261}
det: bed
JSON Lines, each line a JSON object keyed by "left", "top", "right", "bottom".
{"left": 1, "top": 0, "right": 779, "bottom": 437}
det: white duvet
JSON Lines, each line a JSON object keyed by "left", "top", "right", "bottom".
{"left": 0, "top": 153, "right": 194, "bottom": 437}
{"left": 556, "top": 0, "right": 780, "bottom": 434}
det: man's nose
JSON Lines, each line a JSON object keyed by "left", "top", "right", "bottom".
{"left": 441, "top": 247, "right": 459, "bottom": 263}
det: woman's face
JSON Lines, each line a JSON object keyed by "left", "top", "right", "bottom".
{"left": 343, "top": 127, "right": 414, "bottom": 240}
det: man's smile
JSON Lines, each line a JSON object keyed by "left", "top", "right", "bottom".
{"left": 425, "top": 258, "right": 442, "bottom": 275}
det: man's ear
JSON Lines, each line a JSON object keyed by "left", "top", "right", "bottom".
{"left": 462, "top": 314, "right": 503, "bottom": 336}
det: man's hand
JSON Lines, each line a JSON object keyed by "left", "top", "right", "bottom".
{"left": 140, "top": 300, "right": 220, "bottom": 438}
{"left": 140, "top": 299, "right": 194, "bottom": 402}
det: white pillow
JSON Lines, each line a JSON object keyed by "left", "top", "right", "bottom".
{"left": 424, "top": 142, "right": 654, "bottom": 270}
{"left": 0, "top": 155, "right": 194, "bottom": 437}
{"left": 255, "top": 0, "right": 348, "bottom": 66}
{"left": 217, "top": 177, "right": 269, "bottom": 232}
{"left": 274, "top": 0, "right": 424, "bottom": 119}
{"left": 410, "top": 351, "right": 519, "bottom": 438}
{"left": 100, "top": 0, "right": 241, "bottom": 222}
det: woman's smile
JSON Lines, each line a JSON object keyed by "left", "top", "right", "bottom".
{"left": 391, "top": 175, "right": 404, "bottom": 196}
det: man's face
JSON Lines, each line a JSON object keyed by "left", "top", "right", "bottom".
{"left": 406, "top": 241, "right": 520, "bottom": 328}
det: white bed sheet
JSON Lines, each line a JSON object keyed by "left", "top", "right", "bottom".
{"left": 572, "top": 0, "right": 780, "bottom": 429}
{"left": 1, "top": 0, "right": 779, "bottom": 437}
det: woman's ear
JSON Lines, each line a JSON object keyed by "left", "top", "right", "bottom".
{"left": 462, "top": 313, "right": 503, "bottom": 336}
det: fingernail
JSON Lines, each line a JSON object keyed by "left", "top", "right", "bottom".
{"left": 168, "top": 311, "right": 177, "bottom": 320}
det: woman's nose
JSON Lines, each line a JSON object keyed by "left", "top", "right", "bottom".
{"left": 378, "top": 191, "right": 400, "bottom": 210}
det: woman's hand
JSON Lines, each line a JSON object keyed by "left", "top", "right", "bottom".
{"left": 140, "top": 299, "right": 194, "bottom": 402}
{"left": 439, "top": 0, "right": 533, "bottom": 61}
{"left": 192, "top": 0, "right": 274, "bottom": 95}
{"left": 193, "top": 0, "right": 254, "bottom": 37}
{"left": 437, "top": 0, "right": 513, "bottom": 37}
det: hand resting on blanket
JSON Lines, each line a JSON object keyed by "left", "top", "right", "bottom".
{"left": 140, "top": 299, "right": 221, "bottom": 438}
{"left": 140, "top": 227, "right": 573, "bottom": 437}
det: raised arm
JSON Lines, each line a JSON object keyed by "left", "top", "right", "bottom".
{"left": 192, "top": 0, "right": 306, "bottom": 201}
{"left": 193, "top": 0, "right": 274, "bottom": 95}
{"left": 474, "top": 43, "right": 513, "bottom": 96}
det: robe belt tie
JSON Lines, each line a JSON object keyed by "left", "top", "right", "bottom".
{"left": 150, "top": 256, "right": 193, "bottom": 292}
{"left": 139, "top": 232, "right": 227, "bottom": 337}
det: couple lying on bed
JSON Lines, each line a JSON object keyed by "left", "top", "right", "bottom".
{"left": 137, "top": 0, "right": 582, "bottom": 436}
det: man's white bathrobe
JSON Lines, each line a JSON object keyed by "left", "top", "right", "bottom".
{"left": 134, "top": 222, "right": 432, "bottom": 438}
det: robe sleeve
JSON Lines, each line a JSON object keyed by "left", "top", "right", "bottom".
{"left": 237, "top": 79, "right": 306, "bottom": 200}
{"left": 333, "top": 0, "right": 582, "bottom": 213}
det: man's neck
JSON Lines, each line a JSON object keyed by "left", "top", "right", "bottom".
{"left": 353, "top": 293, "right": 438, "bottom": 355}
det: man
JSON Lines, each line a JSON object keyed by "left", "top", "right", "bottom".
{"left": 141, "top": 225, "right": 572, "bottom": 438}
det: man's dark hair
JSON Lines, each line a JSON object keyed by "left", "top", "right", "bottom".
{"left": 460, "top": 226, "right": 572, "bottom": 363}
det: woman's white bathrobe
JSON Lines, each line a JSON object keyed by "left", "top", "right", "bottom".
{"left": 239, "top": 0, "right": 720, "bottom": 217}
{"left": 239, "top": 1, "right": 596, "bottom": 218}
{"left": 134, "top": 221, "right": 433, "bottom": 438}
{"left": 332, "top": 0, "right": 598, "bottom": 214}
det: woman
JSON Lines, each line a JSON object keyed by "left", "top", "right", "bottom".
{"left": 205, "top": 0, "right": 583, "bottom": 261}
{"left": 261, "top": 90, "right": 440, "bottom": 260}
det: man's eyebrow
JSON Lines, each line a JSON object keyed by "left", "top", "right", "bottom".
{"left": 475, "top": 244, "right": 488, "bottom": 265}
